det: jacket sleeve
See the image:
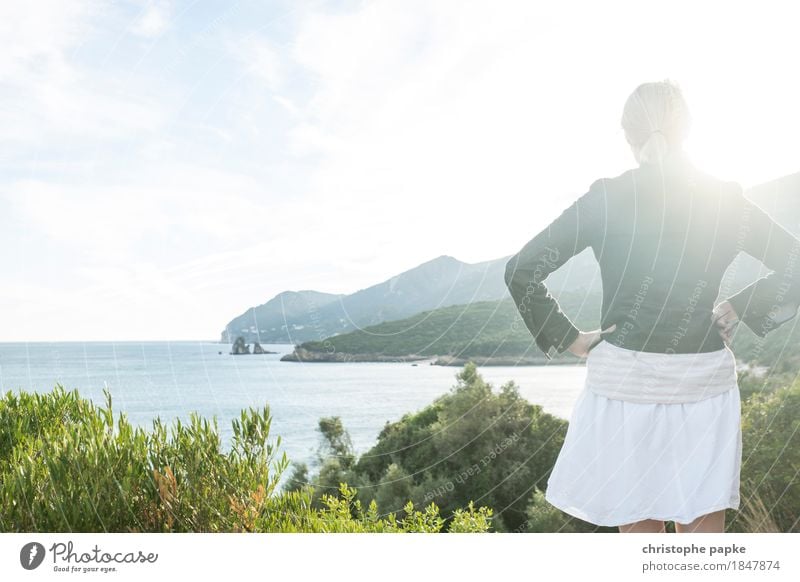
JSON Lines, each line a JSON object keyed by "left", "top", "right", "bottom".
{"left": 721, "top": 185, "right": 800, "bottom": 337}
{"left": 504, "top": 181, "right": 601, "bottom": 360}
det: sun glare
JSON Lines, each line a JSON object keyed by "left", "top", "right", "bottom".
{"left": 683, "top": 86, "right": 799, "bottom": 188}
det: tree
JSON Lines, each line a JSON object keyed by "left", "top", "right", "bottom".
{"left": 351, "top": 362, "right": 569, "bottom": 531}
{"left": 308, "top": 416, "right": 359, "bottom": 507}
{"left": 734, "top": 381, "right": 800, "bottom": 532}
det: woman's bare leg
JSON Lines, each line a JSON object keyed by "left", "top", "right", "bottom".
{"left": 675, "top": 509, "right": 726, "bottom": 533}
{"left": 618, "top": 519, "right": 666, "bottom": 533}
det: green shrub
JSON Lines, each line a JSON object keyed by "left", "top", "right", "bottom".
{"left": 733, "top": 380, "right": 800, "bottom": 532}
{"left": 0, "top": 386, "right": 489, "bottom": 533}
{"left": 298, "top": 362, "right": 800, "bottom": 534}
{"left": 298, "top": 362, "right": 568, "bottom": 532}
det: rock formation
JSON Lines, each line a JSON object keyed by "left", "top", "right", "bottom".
{"left": 230, "top": 336, "right": 251, "bottom": 355}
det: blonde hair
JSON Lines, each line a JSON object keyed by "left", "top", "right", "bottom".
{"left": 621, "top": 79, "right": 692, "bottom": 165}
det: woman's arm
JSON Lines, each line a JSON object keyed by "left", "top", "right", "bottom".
{"left": 720, "top": 187, "right": 800, "bottom": 337}
{"left": 504, "top": 181, "right": 602, "bottom": 360}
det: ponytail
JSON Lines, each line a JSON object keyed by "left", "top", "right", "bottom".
{"left": 621, "top": 79, "right": 691, "bottom": 165}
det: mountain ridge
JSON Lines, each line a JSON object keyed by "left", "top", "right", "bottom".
{"left": 221, "top": 171, "right": 800, "bottom": 344}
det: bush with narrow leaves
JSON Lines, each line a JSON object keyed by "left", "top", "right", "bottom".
{"left": 0, "top": 386, "right": 490, "bottom": 533}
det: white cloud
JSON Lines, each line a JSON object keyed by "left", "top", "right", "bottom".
{"left": 0, "top": 160, "right": 315, "bottom": 341}
{"left": 283, "top": 0, "right": 800, "bottom": 267}
{"left": 0, "top": 0, "right": 167, "bottom": 146}
{"left": 282, "top": 1, "right": 622, "bottom": 264}
{"left": 131, "top": 0, "right": 171, "bottom": 38}
{"left": 0, "top": 1, "right": 90, "bottom": 80}
{"left": 2, "top": 1, "right": 800, "bottom": 341}
{"left": 233, "top": 35, "right": 284, "bottom": 90}
{"left": 6, "top": 164, "right": 280, "bottom": 260}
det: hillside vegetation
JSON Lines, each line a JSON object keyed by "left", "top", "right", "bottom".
{"left": 292, "top": 292, "right": 602, "bottom": 363}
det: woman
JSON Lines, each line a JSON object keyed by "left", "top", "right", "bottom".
{"left": 504, "top": 79, "right": 800, "bottom": 533}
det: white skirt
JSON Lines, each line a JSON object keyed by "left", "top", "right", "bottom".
{"left": 545, "top": 340, "right": 742, "bottom": 527}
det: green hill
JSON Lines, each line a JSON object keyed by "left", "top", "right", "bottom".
{"left": 281, "top": 290, "right": 603, "bottom": 365}
{"left": 280, "top": 283, "right": 800, "bottom": 367}
{"left": 222, "top": 255, "right": 512, "bottom": 344}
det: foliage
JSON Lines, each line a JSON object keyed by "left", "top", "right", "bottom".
{"left": 296, "top": 362, "right": 569, "bottom": 532}
{"left": 522, "top": 488, "right": 583, "bottom": 533}
{"left": 732, "top": 380, "right": 800, "bottom": 532}
{"left": 264, "top": 483, "right": 492, "bottom": 533}
{"left": 298, "top": 295, "right": 601, "bottom": 359}
{"left": 296, "top": 363, "right": 800, "bottom": 534}
{"left": 291, "top": 286, "right": 800, "bottom": 367}
{"left": 729, "top": 315, "right": 800, "bottom": 372}
{"left": 6, "top": 362, "right": 796, "bottom": 533}
{"left": 291, "top": 416, "right": 360, "bottom": 508}
{"left": 0, "top": 386, "right": 489, "bottom": 533}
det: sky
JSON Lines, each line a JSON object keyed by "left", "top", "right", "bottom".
{"left": 1, "top": 0, "right": 799, "bottom": 342}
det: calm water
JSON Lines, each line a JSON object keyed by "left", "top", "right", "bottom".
{"left": 0, "top": 342, "right": 586, "bottom": 474}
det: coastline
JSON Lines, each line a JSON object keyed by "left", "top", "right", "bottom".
{"left": 278, "top": 345, "right": 772, "bottom": 371}
{"left": 279, "top": 346, "right": 582, "bottom": 366}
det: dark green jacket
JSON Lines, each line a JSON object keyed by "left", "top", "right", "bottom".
{"left": 504, "top": 151, "right": 800, "bottom": 360}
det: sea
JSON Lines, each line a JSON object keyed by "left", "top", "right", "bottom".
{"left": 0, "top": 341, "right": 586, "bottom": 479}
